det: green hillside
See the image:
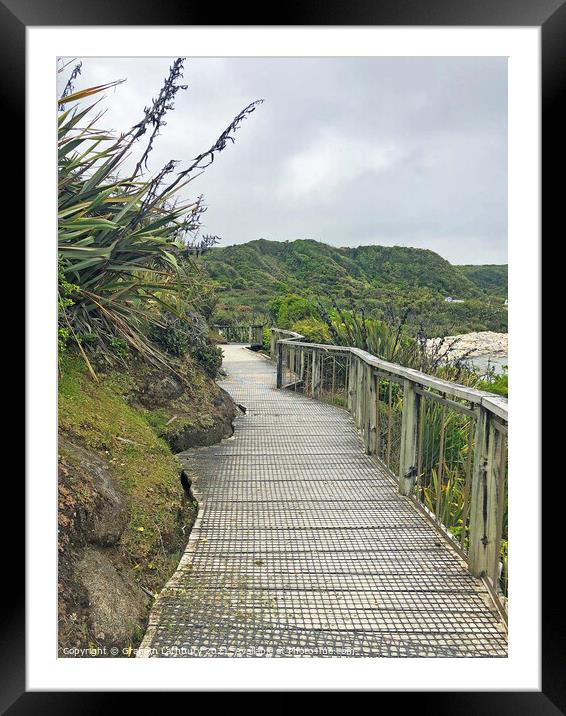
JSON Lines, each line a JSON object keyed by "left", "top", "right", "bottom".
{"left": 456, "top": 264, "right": 508, "bottom": 298}
{"left": 202, "top": 239, "right": 508, "bottom": 336}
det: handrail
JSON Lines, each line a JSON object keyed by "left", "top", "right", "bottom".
{"left": 270, "top": 326, "right": 509, "bottom": 616}
{"left": 271, "top": 329, "right": 507, "bottom": 419}
{"left": 215, "top": 323, "right": 265, "bottom": 347}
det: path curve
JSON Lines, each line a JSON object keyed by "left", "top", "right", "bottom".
{"left": 139, "top": 345, "right": 507, "bottom": 657}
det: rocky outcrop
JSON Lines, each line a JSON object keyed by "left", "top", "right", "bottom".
{"left": 76, "top": 546, "right": 150, "bottom": 649}
{"left": 134, "top": 372, "right": 186, "bottom": 407}
{"left": 62, "top": 441, "right": 128, "bottom": 547}
{"left": 58, "top": 437, "right": 153, "bottom": 654}
{"left": 132, "top": 361, "right": 238, "bottom": 452}
{"left": 427, "top": 331, "right": 508, "bottom": 361}
{"left": 164, "top": 386, "right": 238, "bottom": 452}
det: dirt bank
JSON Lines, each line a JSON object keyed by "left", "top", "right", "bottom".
{"left": 58, "top": 354, "right": 236, "bottom": 656}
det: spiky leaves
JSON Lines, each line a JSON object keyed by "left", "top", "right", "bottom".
{"left": 57, "top": 60, "right": 262, "bottom": 371}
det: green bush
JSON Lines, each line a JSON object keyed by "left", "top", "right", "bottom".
{"left": 109, "top": 338, "right": 130, "bottom": 361}
{"left": 291, "top": 318, "right": 331, "bottom": 344}
{"left": 58, "top": 257, "right": 79, "bottom": 357}
{"left": 268, "top": 294, "right": 316, "bottom": 328}
{"left": 149, "top": 314, "right": 191, "bottom": 357}
{"left": 79, "top": 332, "right": 99, "bottom": 347}
{"left": 58, "top": 327, "right": 70, "bottom": 356}
{"left": 262, "top": 327, "right": 271, "bottom": 352}
{"left": 478, "top": 371, "right": 508, "bottom": 397}
{"left": 193, "top": 344, "right": 223, "bottom": 378}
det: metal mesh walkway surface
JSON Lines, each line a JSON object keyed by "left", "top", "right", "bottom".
{"left": 138, "top": 345, "right": 508, "bottom": 657}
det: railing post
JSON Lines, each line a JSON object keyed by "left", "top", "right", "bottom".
{"left": 361, "top": 362, "right": 373, "bottom": 453}
{"left": 468, "top": 405, "right": 499, "bottom": 578}
{"left": 367, "top": 365, "right": 377, "bottom": 454}
{"left": 355, "top": 358, "right": 363, "bottom": 429}
{"left": 352, "top": 357, "right": 361, "bottom": 429}
{"left": 350, "top": 357, "right": 358, "bottom": 425}
{"left": 276, "top": 341, "right": 283, "bottom": 388}
{"left": 290, "top": 345, "right": 296, "bottom": 378}
{"left": 311, "top": 349, "right": 320, "bottom": 397}
{"left": 398, "top": 380, "right": 420, "bottom": 496}
{"left": 347, "top": 354, "right": 354, "bottom": 412}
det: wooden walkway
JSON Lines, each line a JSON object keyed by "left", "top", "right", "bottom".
{"left": 139, "top": 345, "right": 507, "bottom": 657}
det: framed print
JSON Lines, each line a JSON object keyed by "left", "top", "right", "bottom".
{"left": 9, "top": 0, "right": 558, "bottom": 707}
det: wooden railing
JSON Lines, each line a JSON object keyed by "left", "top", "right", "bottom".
{"left": 271, "top": 328, "right": 509, "bottom": 616}
{"left": 215, "top": 324, "right": 264, "bottom": 347}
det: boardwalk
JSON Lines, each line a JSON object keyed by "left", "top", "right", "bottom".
{"left": 139, "top": 345, "right": 507, "bottom": 657}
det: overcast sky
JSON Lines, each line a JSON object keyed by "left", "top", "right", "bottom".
{"left": 60, "top": 57, "right": 507, "bottom": 264}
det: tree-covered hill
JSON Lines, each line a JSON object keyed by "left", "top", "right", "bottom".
{"left": 455, "top": 264, "right": 508, "bottom": 298}
{"left": 202, "top": 239, "right": 508, "bottom": 335}
{"left": 205, "top": 238, "right": 484, "bottom": 297}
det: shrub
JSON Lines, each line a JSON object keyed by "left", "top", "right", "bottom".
{"left": 291, "top": 318, "right": 331, "bottom": 344}
{"left": 478, "top": 370, "right": 508, "bottom": 397}
{"left": 268, "top": 294, "right": 316, "bottom": 328}
{"left": 109, "top": 338, "right": 130, "bottom": 361}
{"left": 193, "top": 343, "right": 223, "bottom": 378}
{"left": 58, "top": 257, "right": 79, "bottom": 357}
{"left": 149, "top": 314, "right": 191, "bottom": 357}
{"left": 262, "top": 327, "right": 271, "bottom": 352}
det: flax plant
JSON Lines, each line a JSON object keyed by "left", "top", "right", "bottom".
{"left": 58, "top": 59, "right": 262, "bottom": 373}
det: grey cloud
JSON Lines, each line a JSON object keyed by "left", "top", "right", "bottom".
{"left": 60, "top": 56, "right": 507, "bottom": 264}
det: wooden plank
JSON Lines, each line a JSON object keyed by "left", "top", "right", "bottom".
{"left": 276, "top": 341, "right": 283, "bottom": 388}
{"left": 482, "top": 395, "right": 508, "bottom": 421}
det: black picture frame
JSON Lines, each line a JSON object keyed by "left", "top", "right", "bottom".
{"left": 12, "top": 0, "right": 557, "bottom": 708}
